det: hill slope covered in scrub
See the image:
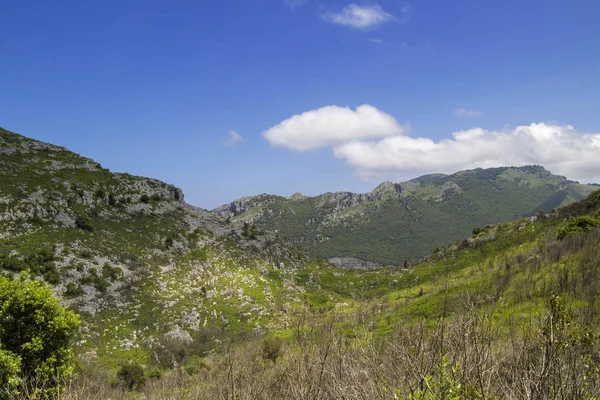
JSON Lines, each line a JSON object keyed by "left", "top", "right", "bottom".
{"left": 0, "top": 126, "right": 339, "bottom": 366}
{"left": 3, "top": 126, "right": 600, "bottom": 399}
{"left": 65, "top": 178, "right": 600, "bottom": 399}
{"left": 214, "top": 166, "right": 596, "bottom": 266}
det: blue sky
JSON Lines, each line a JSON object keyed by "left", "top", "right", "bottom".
{"left": 2, "top": 0, "right": 600, "bottom": 208}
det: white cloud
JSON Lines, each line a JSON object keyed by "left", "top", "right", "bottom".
{"left": 324, "top": 4, "right": 395, "bottom": 29}
{"left": 284, "top": 0, "right": 309, "bottom": 9}
{"left": 333, "top": 123, "right": 600, "bottom": 182}
{"left": 453, "top": 107, "right": 483, "bottom": 117}
{"left": 262, "top": 104, "right": 405, "bottom": 151}
{"left": 223, "top": 130, "right": 243, "bottom": 146}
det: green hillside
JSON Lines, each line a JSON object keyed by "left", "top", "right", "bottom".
{"left": 3, "top": 126, "right": 600, "bottom": 399}
{"left": 214, "top": 166, "right": 596, "bottom": 266}
{"left": 0, "top": 127, "right": 333, "bottom": 367}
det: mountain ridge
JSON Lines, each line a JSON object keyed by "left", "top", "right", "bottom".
{"left": 213, "top": 165, "right": 597, "bottom": 266}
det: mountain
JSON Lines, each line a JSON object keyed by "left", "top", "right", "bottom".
{"left": 214, "top": 166, "right": 597, "bottom": 266}
{"left": 0, "top": 127, "right": 335, "bottom": 365}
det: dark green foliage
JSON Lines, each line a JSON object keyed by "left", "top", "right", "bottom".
{"left": 80, "top": 268, "right": 110, "bottom": 293}
{"left": 472, "top": 227, "right": 483, "bottom": 235}
{"left": 140, "top": 195, "right": 150, "bottom": 204}
{"left": 557, "top": 215, "right": 599, "bottom": 239}
{"left": 102, "top": 263, "right": 123, "bottom": 282}
{"left": 242, "top": 222, "right": 259, "bottom": 239}
{"left": 43, "top": 267, "right": 61, "bottom": 284}
{"left": 116, "top": 361, "right": 146, "bottom": 391}
{"left": 79, "top": 249, "right": 93, "bottom": 259}
{"left": 587, "top": 190, "right": 600, "bottom": 207}
{"left": 0, "top": 273, "right": 80, "bottom": 397}
{"left": 75, "top": 215, "right": 93, "bottom": 232}
{"left": 64, "top": 282, "right": 85, "bottom": 298}
{"left": 0, "top": 248, "right": 59, "bottom": 282}
{"left": 261, "top": 336, "right": 283, "bottom": 364}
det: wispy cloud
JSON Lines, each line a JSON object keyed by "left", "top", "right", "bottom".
{"left": 324, "top": 4, "right": 395, "bottom": 30}
{"left": 223, "top": 130, "right": 244, "bottom": 146}
{"left": 369, "top": 38, "right": 384, "bottom": 44}
{"left": 453, "top": 107, "right": 483, "bottom": 117}
{"left": 284, "top": 0, "right": 309, "bottom": 10}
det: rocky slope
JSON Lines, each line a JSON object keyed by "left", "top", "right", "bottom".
{"left": 214, "top": 166, "right": 597, "bottom": 266}
{"left": 0, "top": 127, "right": 340, "bottom": 366}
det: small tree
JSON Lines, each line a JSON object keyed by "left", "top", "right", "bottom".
{"left": 116, "top": 361, "right": 146, "bottom": 391}
{"left": 0, "top": 272, "right": 80, "bottom": 397}
{"left": 261, "top": 336, "right": 283, "bottom": 364}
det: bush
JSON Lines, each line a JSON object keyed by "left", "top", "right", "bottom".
{"left": 557, "top": 216, "right": 599, "bottom": 239}
{"left": 472, "top": 227, "right": 483, "bottom": 235}
{"left": 116, "top": 361, "right": 146, "bottom": 391}
{"left": 140, "top": 195, "right": 150, "bottom": 204}
{"left": 261, "top": 336, "right": 283, "bottom": 364}
{"left": 64, "top": 282, "right": 85, "bottom": 298}
{"left": 0, "top": 273, "right": 80, "bottom": 397}
{"left": 75, "top": 215, "right": 94, "bottom": 232}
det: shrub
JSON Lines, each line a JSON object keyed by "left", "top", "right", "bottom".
{"left": 472, "top": 227, "right": 483, "bottom": 235}
{"left": 0, "top": 273, "right": 80, "bottom": 397}
{"left": 557, "top": 216, "right": 599, "bottom": 239}
{"left": 140, "top": 195, "right": 150, "bottom": 204}
{"left": 80, "top": 268, "right": 110, "bottom": 293}
{"left": 102, "top": 263, "right": 122, "bottom": 282}
{"left": 64, "top": 282, "right": 85, "bottom": 298}
{"left": 261, "top": 336, "right": 283, "bottom": 364}
{"left": 79, "top": 249, "right": 93, "bottom": 259}
{"left": 75, "top": 215, "right": 93, "bottom": 232}
{"left": 587, "top": 190, "right": 600, "bottom": 207}
{"left": 116, "top": 361, "right": 146, "bottom": 391}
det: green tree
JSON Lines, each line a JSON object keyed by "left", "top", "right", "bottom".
{"left": 0, "top": 272, "right": 80, "bottom": 398}
{"left": 261, "top": 336, "right": 283, "bottom": 364}
{"left": 116, "top": 361, "right": 146, "bottom": 391}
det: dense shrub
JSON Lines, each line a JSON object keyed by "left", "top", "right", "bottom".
{"left": 117, "top": 361, "right": 146, "bottom": 391}
{"left": 0, "top": 273, "right": 79, "bottom": 398}
{"left": 261, "top": 336, "right": 283, "bottom": 364}
{"left": 64, "top": 282, "right": 85, "bottom": 298}
{"left": 557, "top": 216, "right": 599, "bottom": 239}
{"left": 75, "top": 215, "right": 93, "bottom": 232}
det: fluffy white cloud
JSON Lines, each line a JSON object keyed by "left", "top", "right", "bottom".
{"left": 333, "top": 123, "right": 600, "bottom": 182}
{"left": 262, "top": 104, "right": 405, "bottom": 151}
{"left": 223, "top": 130, "right": 243, "bottom": 146}
{"left": 453, "top": 107, "right": 483, "bottom": 117}
{"left": 324, "top": 4, "right": 395, "bottom": 29}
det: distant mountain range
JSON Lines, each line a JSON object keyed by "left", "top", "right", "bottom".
{"left": 214, "top": 166, "right": 598, "bottom": 266}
